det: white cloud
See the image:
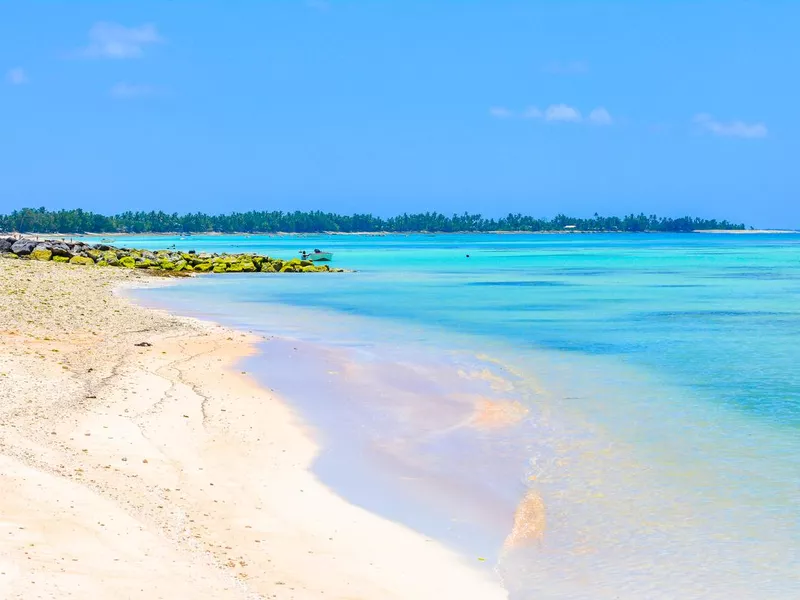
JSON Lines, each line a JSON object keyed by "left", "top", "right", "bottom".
{"left": 490, "top": 104, "right": 614, "bottom": 126}
{"left": 522, "top": 106, "right": 543, "bottom": 119}
{"left": 588, "top": 107, "right": 612, "bottom": 125}
{"left": 6, "top": 67, "right": 28, "bottom": 85}
{"left": 110, "top": 82, "right": 157, "bottom": 99}
{"left": 542, "top": 60, "right": 589, "bottom": 75}
{"left": 82, "top": 22, "right": 163, "bottom": 59}
{"left": 489, "top": 106, "right": 514, "bottom": 118}
{"left": 694, "top": 114, "right": 767, "bottom": 139}
{"left": 545, "top": 104, "right": 582, "bottom": 123}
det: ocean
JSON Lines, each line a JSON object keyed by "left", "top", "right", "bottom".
{"left": 120, "top": 232, "right": 799, "bottom": 599}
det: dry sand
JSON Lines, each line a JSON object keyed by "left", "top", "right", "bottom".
{"left": 0, "top": 259, "right": 508, "bottom": 599}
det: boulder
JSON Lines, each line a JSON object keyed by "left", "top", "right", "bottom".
{"left": 0, "top": 238, "right": 14, "bottom": 253}
{"left": 50, "top": 242, "right": 73, "bottom": 257}
{"left": 119, "top": 256, "right": 136, "bottom": 269}
{"left": 194, "top": 263, "right": 213, "bottom": 272}
{"left": 69, "top": 256, "right": 95, "bottom": 266}
{"left": 240, "top": 261, "right": 257, "bottom": 272}
{"left": 212, "top": 263, "right": 227, "bottom": 273}
{"left": 226, "top": 262, "right": 244, "bottom": 273}
{"left": 30, "top": 245, "right": 53, "bottom": 261}
{"left": 10, "top": 239, "right": 37, "bottom": 255}
{"left": 52, "top": 255, "right": 69, "bottom": 263}
{"left": 260, "top": 262, "right": 276, "bottom": 273}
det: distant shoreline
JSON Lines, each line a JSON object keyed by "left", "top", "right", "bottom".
{"left": 4, "top": 229, "right": 797, "bottom": 237}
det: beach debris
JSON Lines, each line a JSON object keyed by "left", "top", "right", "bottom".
{"left": 0, "top": 235, "right": 347, "bottom": 274}
{"left": 134, "top": 342, "right": 152, "bottom": 347}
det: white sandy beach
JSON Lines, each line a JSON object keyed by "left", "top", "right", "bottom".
{"left": 0, "top": 259, "right": 508, "bottom": 599}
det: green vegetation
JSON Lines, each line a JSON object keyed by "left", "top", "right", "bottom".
{"left": 0, "top": 207, "right": 746, "bottom": 233}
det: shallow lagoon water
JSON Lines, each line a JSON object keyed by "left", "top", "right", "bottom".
{"left": 124, "top": 233, "right": 800, "bottom": 598}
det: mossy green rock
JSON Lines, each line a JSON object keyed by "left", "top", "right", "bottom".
{"left": 96, "top": 260, "right": 109, "bottom": 267}
{"left": 194, "top": 263, "right": 213, "bottom": 272}
{"left": 135, "top": 259, "right": 154, "bottom": 269}
{"left": 52, "top": 255, "right": 69, "bottom": 263}
{"left": 159, "top": 261, "right": 176, "bottom": 270}
{"left": 69, "top": 256, "right": 95, "bottom": 266}
{"left": 240, "top": 261, "right": 256, "bottom": 272}
{"left": 212, "top": 264, "right": 227, "bottom": 273}
{"left": 86, "top": 249, "right": 103, "bottom": 261}
{"left": 119, "top": 256, "right": 136, "bottom": 269}
{"left": 299, "top": 260, "right": 314, "bottom": 267}
{"left": 260, "top": 262, "right": 276, "bottom": 273}
{"left": 226, "top": 262, "right": 244, "bottom": 273}
{"left": 30, "top": 248, "right": 53, "bottom": 261}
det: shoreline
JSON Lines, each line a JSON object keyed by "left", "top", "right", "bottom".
{"left": 0, "top": 259, "right": 507, "bottom": 599}
{"left": 5, "top": 229, "right": 796, "bottom": 238}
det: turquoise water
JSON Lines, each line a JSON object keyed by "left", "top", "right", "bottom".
{"left": 119, "top": 233, "right": 800, "bottom": 598}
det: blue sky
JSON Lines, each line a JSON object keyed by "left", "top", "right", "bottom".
{"left": 1, "top": 2, "right": 797, "bottom": 227}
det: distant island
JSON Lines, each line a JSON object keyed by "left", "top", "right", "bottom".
{"left": 0, "top": 208, "right": 747, "bottom": 234}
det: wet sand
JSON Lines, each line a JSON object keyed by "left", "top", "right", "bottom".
{"left": 0, "top": 258, "right": 508, "bottom": 599}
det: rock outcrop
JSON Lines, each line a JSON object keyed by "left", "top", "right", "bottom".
{"left": 0, "top": 236, "right": 345, "bottom": 275}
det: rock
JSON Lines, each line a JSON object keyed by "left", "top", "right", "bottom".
{"left": 260, "top": 262, "right": 276, "bottom": 273}
{"left": 118, "top": 256, "right": 136, "bottom": 269}
{"left": 69, "top": 256, "right": 95, "bottom": 266}
{"left": 240, "top": 261, "right": 257, "bottom": 272}
{"left": 159, "top": 261, "right": 176, "bottom": 270}
{"left": 299, "top": 260, "right": 313, "bottom": 267}
{"left": 194, "top": 263, "right": 213, "bottom": 272}
{"left": 226, "top": 262, "right": 244, "bottom": 273}
{"left": 10, "top": 239, "right": 37, "bottom": 255}
{"left": 85, "top": 249, "right": 103, "bottom": 261}
{"left": 135, "top": 259, "right": 153, "bottom": 268}
{"left": 212, "top": 263, "right": 227, "bottom": 273}
{"left": 52, "top": 255, "right": 69, "bottom": 263}
{"left": 0, "top": 238, "right": 14, "bottom": 253}
{"left": 50, "top": 242, "right": 73, "bottom": 257}
{"left": 30, "top": 245, "right": 53, "bottom": 261}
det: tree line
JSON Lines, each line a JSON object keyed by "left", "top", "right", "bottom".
{"left": 0, "top": 207, "right": 746, "bottom": 234}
